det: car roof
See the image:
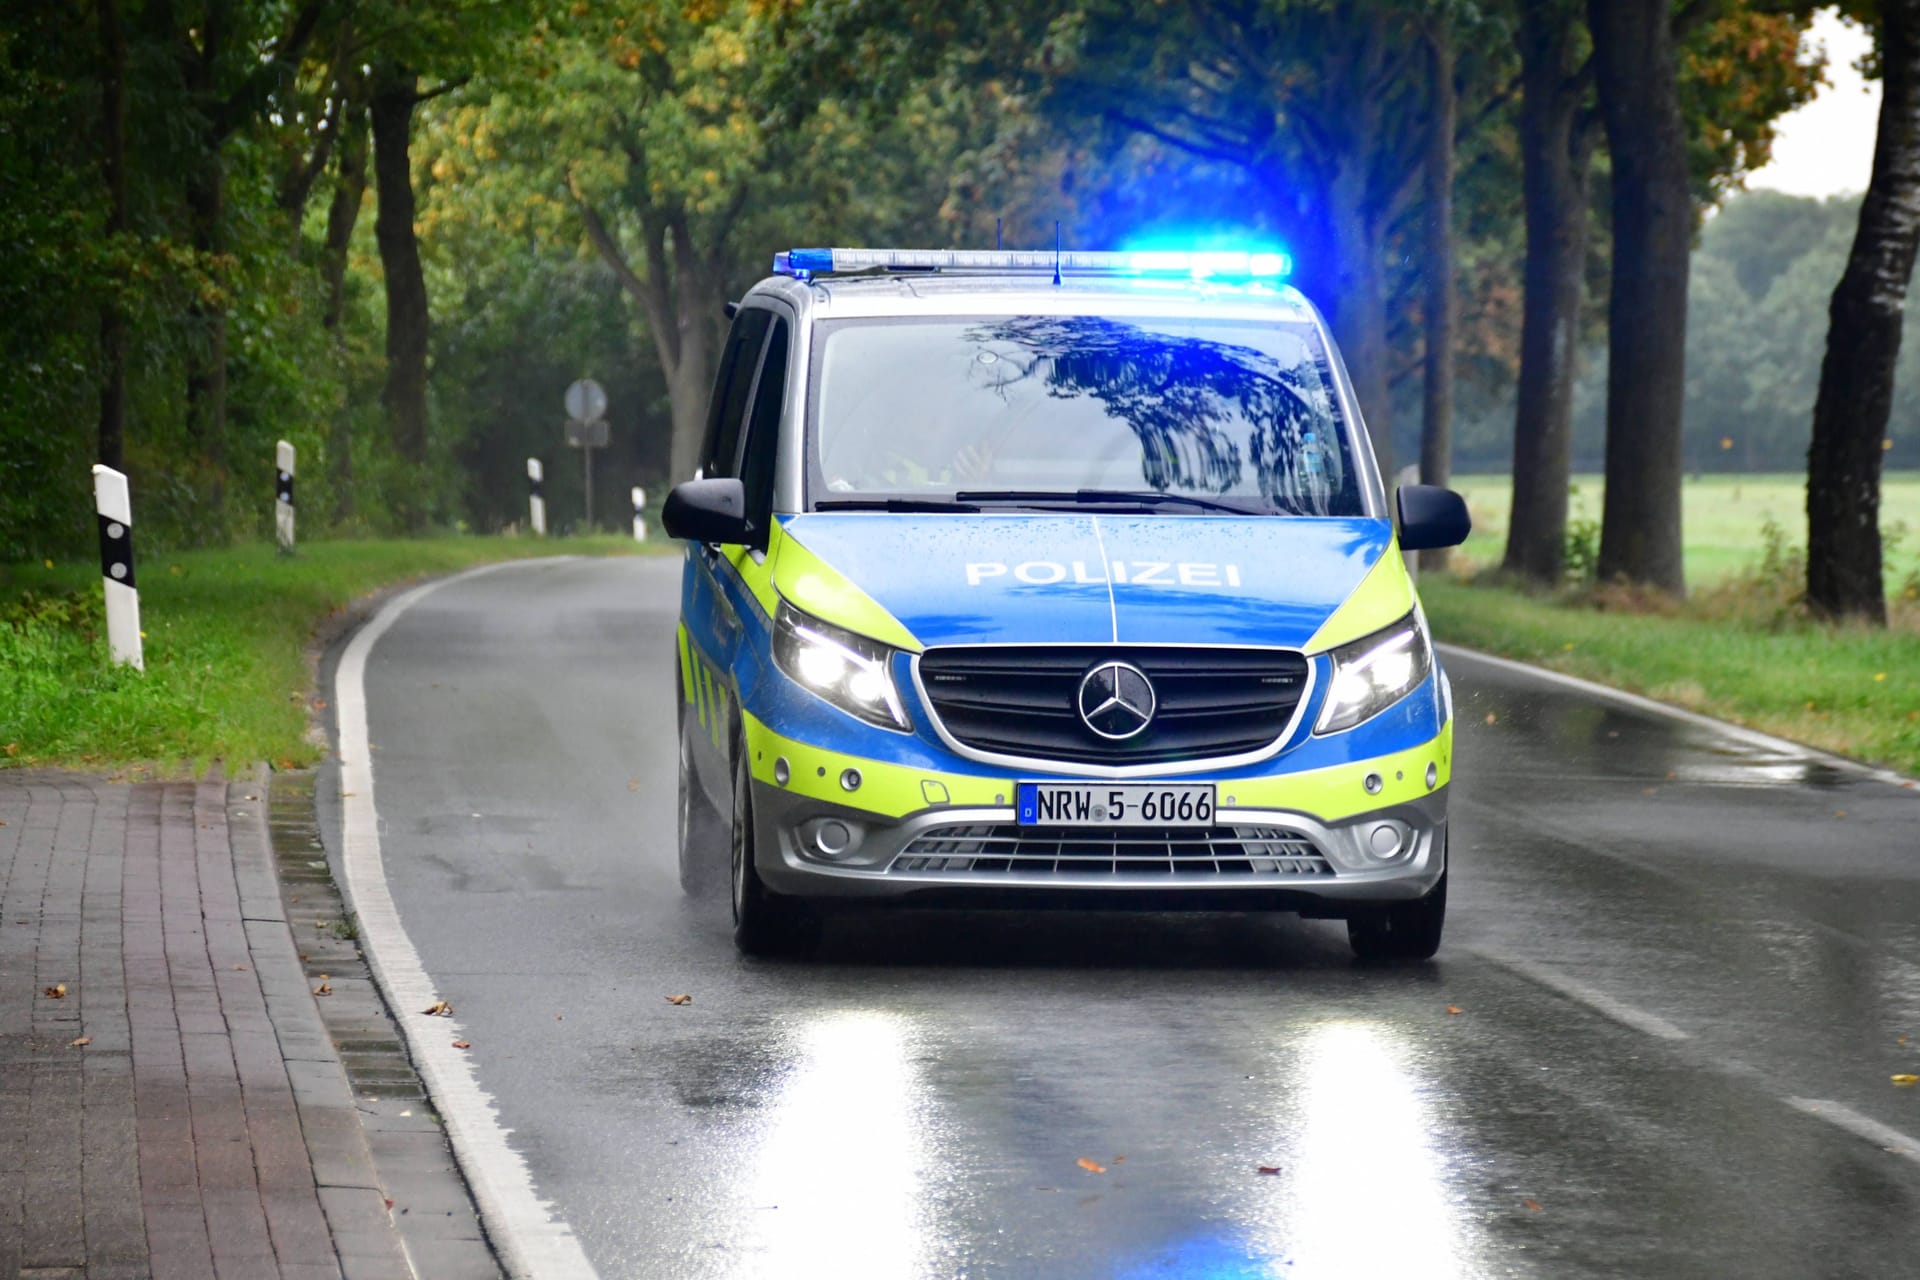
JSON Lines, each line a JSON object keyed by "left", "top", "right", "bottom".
{"left": 746, "top": 272, "right": 1322, "bottom": 324}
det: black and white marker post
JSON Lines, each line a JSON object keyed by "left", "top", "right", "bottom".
{"left": 91, "top": 464, "right": 143, "bottom": 671}
{"left": 527, "top": 458, "right": 547, "bottom": 535}
{"left": 631, "top": 486, "right": 647, "bottom": 542}
{"left": 275, "top": 439, "right": 296, "bottom": 555}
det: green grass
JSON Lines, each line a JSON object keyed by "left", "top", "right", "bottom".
{"left": 1421, "top": 576, "right": 1920, "bottom": 777}
{"left": 0, "top": 535, "right": 657, "bottom": 774}
{"left": 1449, "top": 471, "right": 1920, "bottom": 586}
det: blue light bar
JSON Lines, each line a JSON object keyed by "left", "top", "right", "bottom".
{"left": 771, "top": 247, "right": 1293, "bottom": 281}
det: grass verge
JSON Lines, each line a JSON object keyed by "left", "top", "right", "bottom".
{"left": 1420, "top": 575, "right": 1920, "bottom": 778}
{"left": 1, "top": 535, "right": 657, "bottom": 774}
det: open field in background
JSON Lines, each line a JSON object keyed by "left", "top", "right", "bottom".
{"left": 0, "top": 535, "right": 657, "bottom": 773}
{"left": 1448, "top": 472, "right": 1920, "bottom": 588}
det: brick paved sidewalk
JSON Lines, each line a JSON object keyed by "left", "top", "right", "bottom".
{"left": 0, "top": 771, "right": 415, "bottom": 1279}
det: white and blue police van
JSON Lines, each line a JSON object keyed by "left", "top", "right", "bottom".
{"left": 663, "top": 247, "right": 1469, "bottom": 958}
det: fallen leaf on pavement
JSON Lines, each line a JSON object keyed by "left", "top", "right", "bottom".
{"left": 1524, "top": 1199, "right": 1542, "bottom": 1212}
{"left": 628, "top": 778, "right": 642, "bottom": 792}
{"left": 1446, "top": 1005, "right": 1463, "bottom": 1015}
{"left": 423, "top": 1000, "right": 453, "bottom": 1017}
{"left": 1900, "top": 1035, "right": 1910, "bottom": 1046}
{"left": 1255, "top": 1166, "right": 1282, "bottom": 1176}
{"left": 665, "top": 994, "right": 693, "bottom": 1006}
{"left": 1893, "top": 1074, "right": 1918, "bottom": 1086}
{"left": 233, "top": 965, "right": 248, "bottom": 972}
{"left": 1111, "top": 1155, "right": 1126, "bottom": 1164}
{"left": 69, "top": 1036, "right": 91, "bottom": 1048}
{"left": 452, "top": 1040, "right": 471, "bottom": 1050}
{"left": 1077, "top": 1158, "right": 1106, "bottom": 1174}
{"left": 1835, "top": 810, "right": 1848, "bottom": 819}
{"left": 313, "top": 977, "right": 332, "bottom": 996}
{"left": 43, "top": 984, "right": 66, "bottom": 999}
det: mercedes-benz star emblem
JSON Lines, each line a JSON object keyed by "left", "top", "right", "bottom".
{"left": 1077, "top": 661, "right": 1157, "bottom": 740}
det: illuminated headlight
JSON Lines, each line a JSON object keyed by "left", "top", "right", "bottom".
{"left": 773, "top": 601, "right": 910, "bottom": 731}
{"left": 1314, "top": 612, "right": 1433, "bottom": 734}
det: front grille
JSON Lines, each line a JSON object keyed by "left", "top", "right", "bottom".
{"left": 916, "top": 646, "right": 1309, "bottom": 764}
{"left": 891, "top": 824, "right": 1334, "bottom": 878}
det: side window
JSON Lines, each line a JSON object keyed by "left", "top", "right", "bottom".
{"left": 739, "top": 317, "right": 791, "bottom": 540}
{"left": 699, "top": 308, "right": 772, "bottom": 480}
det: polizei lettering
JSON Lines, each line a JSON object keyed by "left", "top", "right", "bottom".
{"left": 965, "top": 561, "right": 1243, "bottom": 587}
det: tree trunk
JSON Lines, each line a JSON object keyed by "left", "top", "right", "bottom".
{"left": 97, "top": 0, "right": 128, "bottom": 472}
{"left": 1807, "top": 1, "right": 1920, "bottom": 624}
{"left": 1503, "top": 2, "right": 1594, "bottom": 584}
{"left": 184, "top": 0, "right": 231, "bottom": 530}
{"left": 1325, "top": 166, "right": 1394, "bottom": 480}
{"left": 1588, "top": 0, "right": 1691, "bottom": 595}
{"left": 322, "top": 99, "right": 368, "bottom": 523}
{"left": 184, "top": 155, "right": 229, "bottom": 527}
{"left": 1418, "top": 20, "right": 1456, "bottom": 571}
{"left": 370, "top": 66, "right": 431, "bottom": 531}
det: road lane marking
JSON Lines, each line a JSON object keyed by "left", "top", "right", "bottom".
{"left": 1440, "top": 644, "right": 1918, "bottom": 791}
{"left": 1786, "top": 1098, "right": 1920, "bottom": 1166}
{"left": 1471, "top": 946, "right": 1691, "bottom": 1042}
{"left": 1476, "top": 948, "right": 1920, "bottom": 1166}
{"left": 336, "top": 560, "right": 600, "bottom": 1280}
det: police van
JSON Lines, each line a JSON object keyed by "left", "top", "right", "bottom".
{"left": 663, "top": 247, "right": 1470, "bottom": 959}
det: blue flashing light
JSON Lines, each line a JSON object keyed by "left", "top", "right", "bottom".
{"left": 769, "top": 247, "right": 1293, "bottom": 281}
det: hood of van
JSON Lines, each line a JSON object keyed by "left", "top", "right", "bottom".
{"left": 771, "top": 512, "right": 1405, "bottom": 652}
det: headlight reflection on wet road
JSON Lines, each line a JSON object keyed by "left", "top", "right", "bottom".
{"left": 1258, "top": 1021, "right": 1479, "bottom": 1279}
{"left": 737, "top": 1010, "right": 934, "bottom": 1280}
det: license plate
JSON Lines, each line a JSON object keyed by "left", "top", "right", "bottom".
{"left": 1015, "top": 782, "right": 1217, "bottom": 827}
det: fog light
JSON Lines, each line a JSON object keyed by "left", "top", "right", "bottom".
{"left": 840, "top": 768, "right": 862, "bottom": 792}
{"left": 774, "top": 757, "right": 790, "bottom": 786}
{"left": 814, "top": 820, "right": 852, "bottom": 857}
{"left": 1425, "top": 762, "right": 1438, "bottom": 790}
{"left": 1363, "top": 773, "right": 1383, "bottom": 795}
{"left": 1368, "top": 823, "right": 1405, "bottom": 857}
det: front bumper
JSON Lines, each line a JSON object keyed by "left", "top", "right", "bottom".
{"left": 748, "top": 746, "right": 1449, "bottom": 908}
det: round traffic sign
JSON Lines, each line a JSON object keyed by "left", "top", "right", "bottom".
{"left": 565, "top": 378, "right": 608, "bottom": 424}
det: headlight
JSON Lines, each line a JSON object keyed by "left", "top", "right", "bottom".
{"left": 1314, "top": 611, "right": 1433, "bottom": 734}
{"left": 773, "top": 601, "right": 910, "bottom": 731}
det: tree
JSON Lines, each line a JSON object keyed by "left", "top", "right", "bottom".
{"left": 1419, "top": 13, "right": 1459, "bottom": 568}
{"left": 1587, "top": 0, "right": 1696, "bottom": 594}
{"left": 1501, "top": 0, "right": 1598, "bottom": 583}
{"left": 1807, "top": 1, "right": 1920, "bottom": 622}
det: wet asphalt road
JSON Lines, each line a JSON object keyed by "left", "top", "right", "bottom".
{"left": 326, "top": 555, "right": 1920, "bottom": 1279}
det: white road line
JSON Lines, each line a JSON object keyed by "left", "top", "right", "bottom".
{"left": 1786, "top": 1098, "right": 1920, "bottom": 1166}
{"left": 1439, "top": 643, "right": 1920, "bottom": 792}
{"left": 1476, "top": 949, "right": 1920, "bottom": 1165}
{"left": 1471, "top": 946, "right": 1691, "bottom": 1042}
{"left": 335, "top": 560, "right": 599, "bottom": 1280}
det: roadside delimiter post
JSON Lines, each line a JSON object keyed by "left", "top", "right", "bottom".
{"left": 275, "top": 440, "right": 296, "bottom": 554}
{"left": 91, "top": 463, "right": 143, "bottom": 671}
{"left": 528, "top": 458, "right": 547, "bottom": 535}
{"left": 632, "top": 486, "right": 647, "bottom": 542}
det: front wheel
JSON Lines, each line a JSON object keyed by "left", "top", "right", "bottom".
{"left": 1347, "top": 865, "right": 1447, "bottom": 962}
{"left": 729, "top": 735, "right": 820, "bottom": 957}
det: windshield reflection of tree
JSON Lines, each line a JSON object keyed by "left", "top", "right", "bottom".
{"left": 964, "top": 316, "right": 1345, "bottom": 514}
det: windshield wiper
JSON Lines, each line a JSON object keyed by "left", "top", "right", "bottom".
{"left": 954, "top": 489, "right": 1266, "bottom": 515}
{"left": 812, "top": 497, "right": 982, "bottom": 513}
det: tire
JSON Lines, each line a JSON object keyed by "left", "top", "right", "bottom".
{"left": 1347, "top": 866, "right": 1447, "bottom": 962}
{"left": 676, "top": 702, "right": 726, "bottom": 897}
{"left": 729, "top": 732, "right": 820, "bottom": 957}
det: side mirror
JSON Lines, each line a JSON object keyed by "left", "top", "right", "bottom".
{"left": 1396, "top": 484, "right": 1471, "bottom": 551}
{"left": 662, "top": 478, "right": 749, "bottom": 544}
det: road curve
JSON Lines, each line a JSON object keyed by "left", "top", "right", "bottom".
{"left": 323, "top": 555, "right": 1920, "bottom": 1279}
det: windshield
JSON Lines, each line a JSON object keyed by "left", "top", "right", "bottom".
{"left": 806, "top": 314, "right": 1361, "bottom": 516}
